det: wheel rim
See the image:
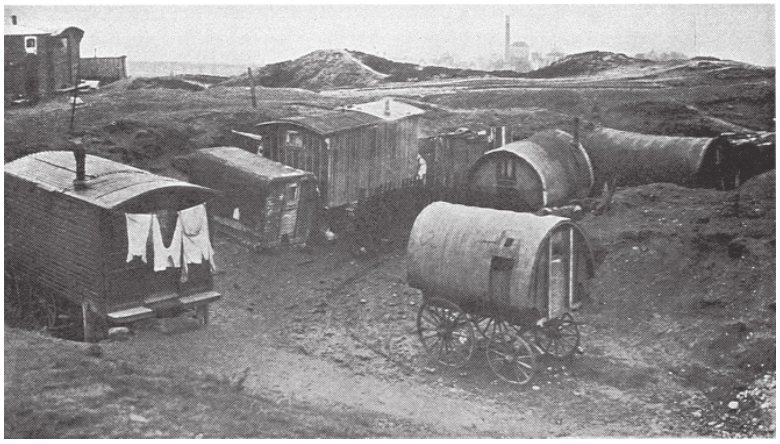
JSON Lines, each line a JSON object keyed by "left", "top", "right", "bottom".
{"left": 417, "top": 298, "right": 475, "bottom": 367}
{"left": 486, "top": 321, "right": 535, "bottom": 385}
{"left": 534, "top": 313, "right": 580, "bottom": 360}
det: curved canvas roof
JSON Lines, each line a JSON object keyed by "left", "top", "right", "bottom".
{"left": 181, "top": 147, "right": 314, "bottom": 184}
{"left": 581, "top": 126, "right": 726, "bottom": 187}
{"left": 407, "top": 202, "right": 594, "bottom": 309}
{"left": 4, "top": 151, "right": 215, "bottom": 211}
{"left": 470, "top": 129, "right": 594, "bottom": 207}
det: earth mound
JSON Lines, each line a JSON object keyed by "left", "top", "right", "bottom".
{"left": 221, "top": 49, "right": 521, "bottom": 90}
{"left": 526, "top": 51, "right": 656, "bottom": 78}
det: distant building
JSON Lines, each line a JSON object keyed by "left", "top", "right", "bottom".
{"left": 531, "top": 49, "right": 566, "bottom": 70}
{"left": 507, "top": 41, "right": 532, "bottom": 72}
{"left": 4, "top": 15, "right": 83, "bottom": 100}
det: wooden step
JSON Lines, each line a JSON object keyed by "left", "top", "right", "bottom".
{"left": 107, "top": 306, "right": 155, "bottom": 323}
{"left": 178, "top": 290, "right": 221, "bottom": 306}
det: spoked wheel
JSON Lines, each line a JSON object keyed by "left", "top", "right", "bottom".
{"left": 486, "top": 320, "right": 536, "bottom": 385}
{"left": 533, "top": 312, "right": 580, "bottom": 360}
{"left": 417, "top": 298, "right": 475, "bottom": 367}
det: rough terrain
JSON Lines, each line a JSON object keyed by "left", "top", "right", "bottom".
{"left": 4, "top": 51, "right": 776, "bottom": 437}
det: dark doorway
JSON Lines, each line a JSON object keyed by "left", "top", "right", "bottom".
{"left": 22, "top": 54, "right": 40, "bottom": 102}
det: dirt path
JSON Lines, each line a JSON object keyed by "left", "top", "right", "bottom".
{"left": 105, "top": 321, "right": 674, "bottom": 437}
{"left": 98, "top": 236, "right": 702, "bottom": 438}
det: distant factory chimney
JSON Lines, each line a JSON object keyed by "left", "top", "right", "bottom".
{"left": 505, "top": 15, "right": 510, "bottom": 65}
{"left": 11, "top": 15, "right": 17, "bottom": 25}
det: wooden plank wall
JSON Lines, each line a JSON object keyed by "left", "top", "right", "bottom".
{"left": 260, "top": 117, "right": 420, "bottom": 208}
{"left": 4, "top": 174, "right": 103, "bottom": 305}
{"left": 79, "top": 56, "right": 127, "bottom": 82}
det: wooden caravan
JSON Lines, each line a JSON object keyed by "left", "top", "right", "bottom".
{"left": 581, "top": 126, "right": 731, "bottom": 190}
{"left": 5, "top": 151, "right": 221, "bottom": 341}
{"left": 175, "top": 147, "right": 318, "bottom": 248}
{"left": 238, "top": 97, "right": 424, "bottom": 208}
{"left": 407, "top": 202, "right": 595, "bottom": 384}
{"left": 419, "top": 128, "right": 493, "bottom": 188}
{"left": 467, "top": 129, "right": 594, "bottom": 212}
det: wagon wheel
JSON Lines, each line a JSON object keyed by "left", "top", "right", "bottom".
{"left": 533, "top": 312, "right": 580, "bottom": 361}
{"left": 417, "top": 298, "right": 475, "bottom": 368}
{"left": 486, "top": 320, "right": 536, "bottom": 385}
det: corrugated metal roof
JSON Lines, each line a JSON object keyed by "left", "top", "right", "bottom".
{"left": 346, "top": 97, "right": 425, "bottom": 121}
{"left": 186, "top": 147, "right": 314, "bottom": 183}
{"left": 4, "top": 151, "right": 214, "bottom": 210}
{"left": 256, "top": 110, "right": 383, "bottom": 136}
{"left": 581, "top": 127, "right": 723, "bottom": 187}
{"left": 407, "top": 202, "right": 594, "bottom": 310}
{"left": 477, "top": 129, "right": 594, "bottom": 207}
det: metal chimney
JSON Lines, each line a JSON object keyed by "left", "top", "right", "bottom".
{"left": 11, "top": 15, "right": 17, "bottom": 25}
{"left": 73, "top": 145, "right": 87, "bottom": 190}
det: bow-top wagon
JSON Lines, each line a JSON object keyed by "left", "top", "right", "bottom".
{"left": 407, "top": 202, "right": 596, "bottom": 384}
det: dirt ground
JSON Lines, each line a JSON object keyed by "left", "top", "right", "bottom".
{"left": 4, "top": 74, "right": 776, "bottom": 437}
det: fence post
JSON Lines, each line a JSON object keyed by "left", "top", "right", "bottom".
{"left": 247, "top": 67, "right": 257, "bottom": 109}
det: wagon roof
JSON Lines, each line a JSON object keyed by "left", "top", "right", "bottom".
{"left": 407, "top": 202, "right": 595, "bottom": 307}
{"left": 477, "top": 129, "right": 595, "bottom": 205}
{"left": 4, "top": 23, "right": 83, "bottom": 37}
{"left": 345, "top": 97, "right": 425, "bottom": 121}
{"left": 581, "top": 126, "right": 723, "bottom": 178}
{"left": 4, "top": 151, "right": 215, "bottom": 210}
{"left": 255, "top": 98, "right": 424, "bottom": 136}
{"left": 185, "top": 147, "right": 314, "bottom": 183}
{"left": 256, "top": 110, "right": 384, "bottom": 136}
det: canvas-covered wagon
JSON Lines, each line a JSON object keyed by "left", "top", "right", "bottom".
{"left": 466, "top": 129, "right": 594, "bottom": 212}
{"left": 407, "top": 202, "right": 595, "bottom": 384}
{"left": 581, "top": 126, "right": 731, "bottom": 191}
{"left": 5, "top": 151, "right": 222, "bottom": 341}
{"left": 174, "top": 147, "right": 318, "bottom": 248}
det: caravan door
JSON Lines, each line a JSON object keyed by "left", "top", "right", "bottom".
{"left": 279, "top": 183, "right": 299, "bottom": 242}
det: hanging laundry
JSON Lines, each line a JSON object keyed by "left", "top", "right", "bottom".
{"left": 179, "top": 204, "right": 216, "bottom": 272}
{"left": 125, "top": 213, "right": 152, "bottom": 263}
{"left": 151, "top": 213, "right": 182, "bottom": 271}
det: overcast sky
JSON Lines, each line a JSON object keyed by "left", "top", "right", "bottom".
{"left": 4, "top": 4, "right": 776, "bottom": 67}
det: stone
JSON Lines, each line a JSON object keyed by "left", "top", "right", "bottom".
{"left": 108, "top": 326, "right": 131, "bottom": 341}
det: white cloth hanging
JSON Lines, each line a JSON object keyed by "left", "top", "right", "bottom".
{"left": 151, "top": 214, "right": 183, "bottom": 271}
{"left": 125, "top": 213, "right": 152, "bottom": 263}
{"left": 178, "top": 204, "right": 216, "bottom": 272}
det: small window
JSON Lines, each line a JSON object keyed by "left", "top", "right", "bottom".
{"left": 285, "top": 131, "right": 303, "bottom": 148}
{"left": 24, "top": 36, "right": 37, "bottom": 54}
{"left": 285, "top": 183, "right": 299, "bottom": 202}
{"left": 497, "top": 157, "right": 515, "bottom": 181}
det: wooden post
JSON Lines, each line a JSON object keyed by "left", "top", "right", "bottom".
{"left": 69, "top": 77, "right": 79, "bottom": 133}
{"left": 82, "top": 301, "right": 97, "bottom": 342}
{"left": 247, "top": 67, "right": 257, "bottom": 108}
{"left": 572, "top": 117, "right": 580, "bottom": 147}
